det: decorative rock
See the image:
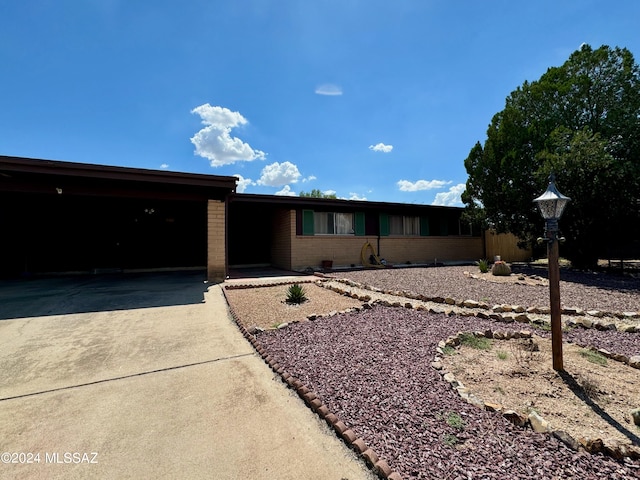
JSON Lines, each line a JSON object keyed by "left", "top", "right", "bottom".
{"left": 552, "top": 430, "right": 579, "bottom": 451}
{"left": 578, "top": 317, "right": 593, "bottom": 329}
{"left": 519, "top": 330, "right": 532, "bottom": 338}
{"left": 501, "top": 315, "right": 515, "bottom": 323}
{"left": 594, "top": 321, "right": 616, "bottom": 331}
{"left": 528, "top": 411, "right": 550, "bottom": 433}
{"left": 631, "top": 408, "right": 640, "bottom": 426}
{"left": 579, "top": 437, "right": 604, "bottom": 453}
{"left": 515, "top": 314, "right": 530, "bottom": 323}
{"left": 587, "top": 310, "right": 604, "bottom": 317}
{"left": 628, "top": 356, "right": 640, "bottom": 368}
{"left": 493, "top": 332, "right": 505, "bottom": 340}
{"left": 513, "top": 305, "right": 525, "bottom": 313}
{"left": 463, "top": 299, "right": 480, "bottom": 308}
{"left": 276, "top": 322, "right": 289, "bottom": 329}
{"left": 431, "top": 361, "right": 443, "bottom": 370}
{"left": 623, "top": 311, "right": 640, "bottom": 319}
{"left": 492, "top": 305, "right": 505, "bottom": 313}
{"left": 443, "top": 372, "right": 457, "bottom": 384}
{"left": 444, "top": 297, "right": 456, "bottom": 305}
{"left": 476, "top": 311, "right": 490, "bottom": 320}
{"left": 503, "top": 410, "right": 527, "bottom": 428}
{"left": 620, "top": 324, "right": 637, "bottom": 333}
{"left": 484, "top": 402, "right": 503, "bottom": 412}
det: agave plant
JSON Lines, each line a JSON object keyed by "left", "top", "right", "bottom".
{"left": 285, "top": 283, "right": 308, "bottom": 304}
{"left": 476, "top": 259, "right": 489, "bottom": 273}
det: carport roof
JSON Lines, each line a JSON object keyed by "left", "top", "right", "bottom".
{"left": 0, "top": 155, "right": 237, "bottom": 201}
{"left": 230, "top": 192, "right": 463, "bottom": 214}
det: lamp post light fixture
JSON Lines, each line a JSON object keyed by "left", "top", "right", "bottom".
{"left": 533, "top": 174, "right": 571, "bottom": 371}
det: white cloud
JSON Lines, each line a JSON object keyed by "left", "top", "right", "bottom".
{"left": 233, "top": 174, "right": 255, "bottom": 193}
{"left": 349, "top": 192, "right": 367, "bottom": 201}
{"left": 190, "top": 104, "right": 266, "bottom": 166}
{"left": 323, "top": 190, "right": 337, "bottom": 197}
{"left": 397, "top": 179, "right": 451, "bottom": 192}
{"left": 369, "top": 143, "right": 393, "bottom": 153}
{"left": 275, "top": 185, "right": 297, "bottom": 196}
{"left": 315, "top": 84, "right": 343, "bottom": 96}
{"left": 160, "top": 163, "right": 169, "bottom": 169}
{"left": 257, "top": 161, "right": 301, "bottom": 186}
{"left": 432, "top": 183, "right": 466, "bottom": 206}
{"left": 302, "top": 175, "right": 317, "bottom": 182}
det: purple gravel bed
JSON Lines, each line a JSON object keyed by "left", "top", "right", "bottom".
{"left": 257, "top": 306, "right": 640, "bottom": 479}
{"left": 330, "top": 266, "right": 640, "bottom": 313}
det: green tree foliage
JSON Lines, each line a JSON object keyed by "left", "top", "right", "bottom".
{"left": 463, "top": 44, "right": 640, "bottom": 268}
{"left": 299, "top": 189, "right": 337, "bottom": 199}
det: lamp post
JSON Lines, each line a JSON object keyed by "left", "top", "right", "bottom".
{"left": 533, "top": 174, "right": 571, "bottom": 371}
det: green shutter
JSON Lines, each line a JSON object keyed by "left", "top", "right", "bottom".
{"left": 420, "top": 216, "right": 430, "bottom": 236}
{"left": 302, "top": 210, "right": 314, "bottom": 235}
{"left": 354, "top": 212, "right": 365, "bottom": 236}
{"left": 440, "top": 218, "right": 449, "bottom": 236}
{"left": 379, "top": 213, "right": 389, "bottom": 236}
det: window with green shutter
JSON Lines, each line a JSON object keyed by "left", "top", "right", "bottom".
{"left": 379, "top": 213, "right": 389, "bottom": 236}
{"left": 420, "top": 217, "right": 430, "bottom": 236}
{"left": 354, "top": 212, "right": 365, "bottom": 236}
{"left": 302, "top": 210, "right": 314, "bottom": 235}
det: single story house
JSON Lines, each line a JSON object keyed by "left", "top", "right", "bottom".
{"left": 1, "top": 155, "right": 499, "bottom": 281}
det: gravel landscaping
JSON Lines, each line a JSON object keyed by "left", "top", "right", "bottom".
{"left": 330, "top": 265, "right": 640, "bottom": 313}
{"left": 227, "top": 267, "right": 640, "bottom": 479}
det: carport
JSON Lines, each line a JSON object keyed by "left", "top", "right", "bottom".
{"left": 0, "top": 156, "right": 236, "bottom": 281}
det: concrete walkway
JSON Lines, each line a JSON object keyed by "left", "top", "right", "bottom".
{"left": 0, "top": 274, "right": 374, "bottom": 479}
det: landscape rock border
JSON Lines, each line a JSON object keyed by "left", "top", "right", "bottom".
{"left": 433, "top": 330, "right": 640, "bottom": 461}
{"left": 324, "top": 277, "right": 639, "bottom": 334}
{"left": 221, "top": 286, "right": 403, "bottom": 480}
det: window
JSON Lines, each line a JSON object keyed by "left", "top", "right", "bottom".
{"left": 314, "top": 212, "right": 354, "bottom": 235}
{"left": 389, "top": 215, "right": 420, "bottom": 236}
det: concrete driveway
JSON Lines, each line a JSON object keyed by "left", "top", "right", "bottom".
{"left": 0, "top": 272, "right": 374, "bottom": 479}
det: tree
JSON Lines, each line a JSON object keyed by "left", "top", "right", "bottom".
{"left": 463, "top": 44, "right": 640, "bottom": 268}
{"left": 299, "top": 189, "right": 337, "bottom": 199}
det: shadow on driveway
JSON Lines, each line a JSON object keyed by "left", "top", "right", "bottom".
{"left": 0, "top": 270, "right": 209, "bottom": 320}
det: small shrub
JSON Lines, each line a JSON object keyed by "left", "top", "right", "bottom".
{"left": 510, "top": 338, "right": 541, "bottom": 368}
{"left": 578, "top": 373, "right": 601, "bottom": 400}
{"left": 442, "top": 433, "right": 459, "bottom": 446}
{"left": 445, "top": 411, "right": 465, "bottom": 430}
{"left": 459, "top": 333, "right": 491, "bottom": 350}
{"left": 496, "top": 350, "right": 508, "bottom": 360}
{"left": 442, "top": 346, "right": 456, "bottom": 356}
{"left": 477, "top": 259, "right": 489, "bottom": 273}
{"left": 285, "top": 283, "right": 308, "bottom": 304}
{"left": 579, "top": 349, "right": 608, "bottom": 366}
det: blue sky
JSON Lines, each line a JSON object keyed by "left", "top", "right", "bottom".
{"left": 2, "top": 1, "right": 640, "bottom": 205}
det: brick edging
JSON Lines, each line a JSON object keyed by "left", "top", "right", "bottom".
{"left": 220, "top": 287, "right": 403, "bottom": 480}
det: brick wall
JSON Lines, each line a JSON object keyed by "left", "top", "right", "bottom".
{"left": 290, "top": 234, "right": 483, "bottom": 270}
{"left": 207, "top": 199, "right": 226, "bottom": 282}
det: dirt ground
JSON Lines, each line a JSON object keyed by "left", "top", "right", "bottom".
{"left": 440, "top": 334, "right": 640, "bottom": 451}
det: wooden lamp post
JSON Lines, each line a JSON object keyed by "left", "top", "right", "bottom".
{"left": 533, "top": 174, "right": 571, "bottom": 371}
